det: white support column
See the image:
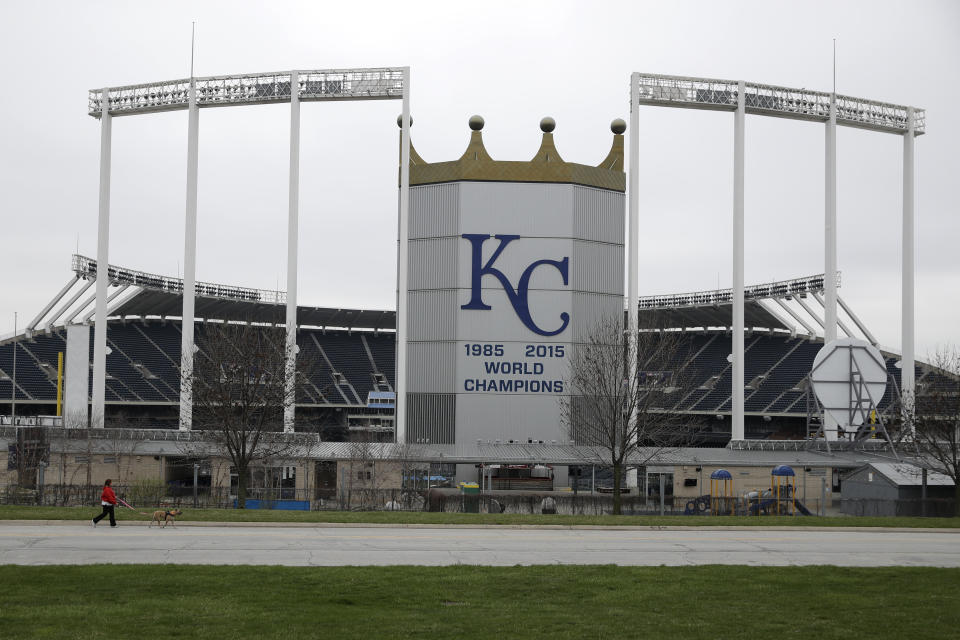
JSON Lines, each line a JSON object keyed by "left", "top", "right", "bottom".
{"left": 902, "top": 106, "right": 916, "bottom": 429}
{"left": 823, "top": 96, "right": 839, "bottom": 441}
{"left": 395, "top": 67, "right": 411, "bottom": 444}
{"left": 179, "top": 79, "right": 200, "bottom": 431}
{"left": 824, "top": 95, "right": 838, "bottom": 343}
{"left": 284, "top": 71, "right": 301, "bottom": 433}
{"left": 628, "top": 74, "right": 640, "bottom": 346}
{"left": 92, "top": 88, "right": 112, "bottom": 429}
{"left": 731, "top": 81, "right": 745, "bottom": 442}
{"left": 626, "top": 73, "right": 640, "bottom": 489}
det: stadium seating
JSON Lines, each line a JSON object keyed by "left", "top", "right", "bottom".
{"left": 1, "top": 323, "right": 947, "bottom": 421}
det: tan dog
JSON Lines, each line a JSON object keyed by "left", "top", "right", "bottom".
{"left": 150, "top": 508, "right": 183, "bottom": 528}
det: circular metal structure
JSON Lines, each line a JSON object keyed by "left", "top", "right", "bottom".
{"left": 539, "top": 116, "right": 556, "bottom": 133}
{"left": 810, "top": 337, "right": 888, "bottom": 430}
{"left": 468, "top": 115, "right": 485, "bottom": 131}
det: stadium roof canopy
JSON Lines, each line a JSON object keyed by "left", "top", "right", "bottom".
{"left": 63, "top": 255, "right": 396, "bottom": 331}
{"left": 17, "top": 255, "right": 877, "bottom": 346}
{"left": 639, "top": 273, "right": 839, "bottom": 333}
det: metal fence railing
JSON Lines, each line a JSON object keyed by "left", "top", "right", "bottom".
{"left": 3, "top": 483, "right": 953, "bottom": 517}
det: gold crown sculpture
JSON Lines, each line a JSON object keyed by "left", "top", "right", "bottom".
{"left": 399, "top": 115, "right": 625, "bottom": 192}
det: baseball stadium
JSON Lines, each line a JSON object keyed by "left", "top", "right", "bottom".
{"left": 1, "top": 69, "right": 953, "bottom": 518}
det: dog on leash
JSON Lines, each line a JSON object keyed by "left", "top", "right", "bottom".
{"left": 150, "top": 508, "right": 183, "bottom": 528}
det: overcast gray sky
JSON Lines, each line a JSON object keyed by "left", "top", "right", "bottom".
{"left": 1, "top": 0, "right": 957, "bottom": 356}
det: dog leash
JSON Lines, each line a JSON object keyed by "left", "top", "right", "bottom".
{"left": 116, "top": 497, "right": 152, "bottom": 517}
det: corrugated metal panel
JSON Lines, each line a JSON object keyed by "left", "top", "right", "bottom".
{"left": 408, "top": 237, "right": 458, "bottom": 290}
{"left": 571, "top": 241, "right": 623, "bottom": 295}
{"left": 573, "top": 186, "right": 624, "bottom": 245}
{"left": 407, "top": 290, "right": 456, "bottom": 341}
{"left": 571, "top": 293, "right": 623, "bottom": 342}
{"left": 405, "top": 393, "right": 456, "bottom": 444}
{"left": 455, "top": 393, "right": 564, "bottom": 444}
{"left": 410, "top": 183, "right": 459, "bottom": 239}
{"left": 406, "top": 342, "right": 456, "bottom": 393}
{"left": 459, "top": 182, "right": 573, "bottom": 237}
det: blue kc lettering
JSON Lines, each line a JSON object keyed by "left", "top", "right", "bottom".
{"left": 460, "top": 234, "right": 570, "bottom": 337}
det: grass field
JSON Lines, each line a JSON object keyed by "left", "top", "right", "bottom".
{"left": 0, "top": 504, "right": 956, "bottom": 528}
{"left": 0, "top": 565, "right": 957, "bottom": 639}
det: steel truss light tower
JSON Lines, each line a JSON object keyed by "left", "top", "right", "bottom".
{"left": 627, "top": 73, "right": 924, "bottom": 441}
{"left": 88, "top": 68, "right": 410, "bottom": 432}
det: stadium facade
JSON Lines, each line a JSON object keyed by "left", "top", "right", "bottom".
{"left": 1, "top": 68, "right": 943, "bottom": 508}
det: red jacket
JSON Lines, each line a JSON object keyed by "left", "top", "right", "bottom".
{"left": 101, "top": 486, "right": 117, "bottom": 505}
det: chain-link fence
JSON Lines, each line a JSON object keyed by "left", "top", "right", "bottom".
{"left": 841, "top": 498, "right": 956, "bottom": 518}
{"left": 4, "top": 482, "right": 952, "bottom": 517}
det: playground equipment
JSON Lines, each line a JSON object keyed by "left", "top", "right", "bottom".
{"left": 685, "top": 465, "right": 815, "bottom": 516}
{"left": 771, "top": 465, "right": 796, "bottom": 515}
{"left": 744, "top": 465, "right": 813, "bottom": 516}
{"left": 710, "top": 469, "right": 733, "bottom": 515}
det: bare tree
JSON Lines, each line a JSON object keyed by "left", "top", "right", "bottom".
{"left": 910, "top": 346, "right": 960, "bottom": 516}
{"left": 561, "top": 314, "right": 698, "bottom": 515}
{"left": 188, "top": 322, "right": 311, "bottom": 508}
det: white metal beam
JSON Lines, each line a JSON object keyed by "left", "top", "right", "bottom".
{"left": 27, "top": 276, "right": 79, "bottom": 332}
{"left": 395, "top": 67, "right": 411, "bottom": 444}
{"left": 44, "top": 279, "right": 94, "bottom": 331}
{"left": 84, "top": 285, "right": 130, "bottom": 323}
{"left": 627, "top": 72, "right": 640, "bottom": 486}
{"left": 179, "top": 80, "right": 200, "bottom": 431}
{"left": 731, "top": 81, "right": 745, "bottom": 442}
{"left": 284, "top": 71, "right": 301, "bottom": 433}
{"left": 92, "top": 91, "right": 112, "bottom": 428}
{"left": 811, "top": 292, "right": 855, "bottom": 339}
{"left": 771, "top": 298, "right": 817, "bottom": 337}
{"left": 837, "top": 295, "right": 879, "bottom": 347}
{"left": 824, "top": 95, "right": 838, "bottom": 344}
{"left": 902, "top": 107, "right": 916, "bottom": 427}
{"left": 793, "top": 295, "right": 825, "bottom": 329}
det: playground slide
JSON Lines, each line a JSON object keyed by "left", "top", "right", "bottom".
{"left": 793, "top": 499, "right": 813, "bottom": 516}
{"left": 748, "top": 498, "right": 778, "bottom": 515}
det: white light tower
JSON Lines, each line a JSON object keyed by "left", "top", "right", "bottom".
{"left": 89, "top": 68, "right": 407, "bottom": 433}
{"left": 628, "top": 73, "right": 923, "bottom": 443}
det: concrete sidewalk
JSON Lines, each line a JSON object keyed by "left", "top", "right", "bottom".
{"left": 1, "top": 519, "right": 958, "bottom": 533}
{"left": 1, "top": 523, "right": 958, "bottom": 567}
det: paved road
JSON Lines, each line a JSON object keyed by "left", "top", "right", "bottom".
{"left": 0, "top": 524, "right": 957, "bottom": 567}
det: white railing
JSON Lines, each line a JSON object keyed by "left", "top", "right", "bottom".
{"left": 72, "top": 254, "right": 284, "bottom": 305}
{"left": 639, "top": 273, "right": 838, "bottom": 310}
{"left": 89, "top": 68, "right": 405, "bottom": 117}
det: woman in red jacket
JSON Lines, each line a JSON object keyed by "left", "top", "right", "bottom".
{"left": 92, "top": 479, "right": 118, "bottom": 528}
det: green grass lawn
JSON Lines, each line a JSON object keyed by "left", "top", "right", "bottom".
{"left": 0, "top": 504, "right": 956, "bottom": 528}
{"left": 0, "top": 565, "right": 957, "bottom": 639}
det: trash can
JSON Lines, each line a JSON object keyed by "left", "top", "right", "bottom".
{"left": 459, "top": 482, "right": 480, "bottom": 513}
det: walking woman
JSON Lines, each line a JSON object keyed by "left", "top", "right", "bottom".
{"left": 92, "top": 479, "right": 118, "bottom": 528}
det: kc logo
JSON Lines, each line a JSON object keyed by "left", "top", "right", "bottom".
{"left": 460, "top": 234, "right": 570, "bottom": 336}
